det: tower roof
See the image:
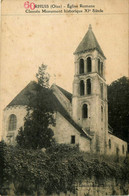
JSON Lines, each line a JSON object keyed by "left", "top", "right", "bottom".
{"left": 74, "top": 24, "right": 106, "bottom": 58}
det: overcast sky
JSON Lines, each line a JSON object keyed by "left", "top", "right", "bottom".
{"left": 0, "top": 0, "right": 128, "bottom": 134}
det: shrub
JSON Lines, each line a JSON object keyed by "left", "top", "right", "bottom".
{"left": 2, "top": 144, "right": 129, "bottom": 195}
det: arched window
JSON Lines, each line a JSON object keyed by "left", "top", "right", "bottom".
{"left": 100, "top": 62, "right": 103, "bottom": 76}
{"left": 82, "top": 104, "right": 88, "bottom": 118}
{"left": 87, "top": 79, "right": 91, "bottom": 95}
{"left": 101, "top": 106, "right": 103, "bottom": 121}
{"left": 109, "top": 139, "right": 111, "bottom": 149}
{"left": 8, "top": 114, "right": 17, "bottom": 131}
{"left": 100, "top": 83, "right": 103, "bottom": 99}
{"left": 98, "top": 59, "right": 100, "bottom": 74}
{"left": 87, "top": 57, "right": 92, "bottom": 72}
{"left": 79, "top": 59, "right": 84, "bottom": 74}
{"left": 122, "top": 145, "right": 124, "bottom": 154}
{"left": 80, "top": 80, "right": 84, "bottom": 96}
{"left": 101, "top": 62, "right": 103, "bottom": 76}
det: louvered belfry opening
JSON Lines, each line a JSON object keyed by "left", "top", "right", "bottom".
{"left": 80, "top": 80, "right": 84, "bottom": 96}
{"left": 79, "top": 59, "right": 84, "bottom": 74}
{"left": 87, "top": 79, "right": 91, "bottom": 95}
{"left": 87, "top": 57, "right": 92, "bottom": 72}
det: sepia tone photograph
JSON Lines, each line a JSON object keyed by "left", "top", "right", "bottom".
{"left": 0, "top": 0, "right": 129, "bottom": 195}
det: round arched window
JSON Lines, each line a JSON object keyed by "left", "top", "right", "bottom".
{"left": 79, "top": 59, "right": 84, "bottom": 74}
{"left": 8, "top": 114, "right": 17, "bottom": 131}
{"left": 98, "top": 59, "right": 100, "bottom": 74}
{"left": 87, "top": 79, "right": 91, "bottom": 95}
{"left": 87, "top": 57, "right": 92, "bottom": 72}
{"left": 82, "top": 104, "right": 88, "bottom": 118}
{"left": 80, "top": 80, "right": 84, "bottom": 96}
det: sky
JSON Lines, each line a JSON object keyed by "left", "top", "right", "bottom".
{"left": 0, "top": 0, "right": 128, "bottom": 135}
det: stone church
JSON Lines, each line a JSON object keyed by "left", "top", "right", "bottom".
{"left": 2, "top": 25, "right": 127, "bottom": 156}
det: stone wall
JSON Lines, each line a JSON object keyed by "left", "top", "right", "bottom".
{"left": 50, "top": 177, "right": 128, "bottom": 196}
{"left": 107, "top": 133, "right": 127, "bottom": 157}
{"left": 6, "top": 177, "right": 128, "bottom": 196}
{"left": 2, "top": 106, "right": 27, "bottom": 143}
{"left": 53, "top": 112, "right": 91, "bottom": 152}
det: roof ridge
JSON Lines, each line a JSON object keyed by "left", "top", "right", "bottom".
{"left": 54, "top": 84, "right": 72, "bottom": 94}
{"left": 51, "top": 84, "right": 72, "bottom": 102}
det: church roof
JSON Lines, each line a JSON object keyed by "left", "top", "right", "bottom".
{"left": 74, "top": 24, "right": 106, "bottom": 58}
{"left": 7, "top": 81, "right": 72, "bottom": 107}
{"left": 6, "top": 81, "right": 91, "bottom": 140}
{"left": 7, "top": 81, "right": 38, "bottom": 107}
{"left": 55, "top": 85, "right": 72, "bottom": 102}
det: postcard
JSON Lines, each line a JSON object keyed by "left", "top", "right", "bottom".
{"left": 0, "top": 0, "right": 128, "bottom": 195}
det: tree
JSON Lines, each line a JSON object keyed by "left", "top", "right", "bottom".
{"left": 108, "top": 76, "right": 129, "bottom": 142}
{"left": 16, "top": 64, "right": 55, "bottom": 149}
{"left": 36, "top": 64, "right": 50, "bottom": 88}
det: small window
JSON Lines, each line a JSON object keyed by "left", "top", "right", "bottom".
{"left": 79, "top": 59, "right": 84, "bottom": 74}
{"left": 122, "top": 145, "right": 124, "bottom": 154}
{"left": 87, "top": 79, "right": 91, "bottom": 95}
{"left": 100, "top": 83, "right": 103, "bottom": 99}
{"left": 80, "top": 80, "right": 84, "bottom": 96}
{"left": 87, "top": 57, "right": 92, "bottom": 72}
{"left": 98, "top": 59, "right": 100, "bottom": 74}
{"left": 101, "top": 106, "right": 103, "bottom": 122}
{"left": 8, "top": 114, "right": 17, "bottom": 131}
{"left": 71, "top": 135, "right": 75, "bottom": 144}
{"left": 82, "top": 104, "right": 88, "bottom": 118}
{"left": 109, "top": 139, "right": 111, "bottom": 149}
{"left": 101, "top": 62, "right": 103, "bottom": 76}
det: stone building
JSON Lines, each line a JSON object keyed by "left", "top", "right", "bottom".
{"left": 2, "top": 25, "right": 127, "bottom": 156}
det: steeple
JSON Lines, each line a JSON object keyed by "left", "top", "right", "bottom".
{"left": 74, "top": 25, "right": 106, "bottom": 59}
{"left": 72, "top": 25, "right": 108, "bottom": 154}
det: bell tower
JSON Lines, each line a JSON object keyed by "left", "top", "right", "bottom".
{"left": 72, "top": 25, "right": 108, "bottom": 154}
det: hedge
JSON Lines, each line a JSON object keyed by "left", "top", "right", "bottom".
{"left": 1, "top": 143, "right": 128, "bottom": 195}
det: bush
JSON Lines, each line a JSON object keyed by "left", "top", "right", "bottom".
{"left": 2, "top": 144, "right": 129, "bottom": 195}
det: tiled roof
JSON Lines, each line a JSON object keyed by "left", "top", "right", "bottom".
{"left": 7, "top": 81, "right": 38, "bottom": 107}
{"left": 74, "top": 24, "right": 106, "bottom": 58}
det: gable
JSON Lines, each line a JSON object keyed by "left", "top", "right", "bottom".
{"left": 51, "top": 84, "right": 72, "bottom": 115}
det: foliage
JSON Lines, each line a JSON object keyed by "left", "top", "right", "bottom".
{"left": 36, "top": 64, "right": 50, "bottom": 88}
{"left": 108, "top": 76, "right": 129, "bottom": 141}
{"left": 2, "top": 145, "right": 129, "bottom": 195}
{"left": 16, "top": 64, "right": 55, "bottom": 149}
{"left": 0, "top": 141, "right": 7, "bottom": 194}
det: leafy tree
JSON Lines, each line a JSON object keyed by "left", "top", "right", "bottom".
{"left": 16, "top": 64, "right": 55, "bottom": 149}
{"left": 108, "top": 76, "right": 129, "bottom": 142}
